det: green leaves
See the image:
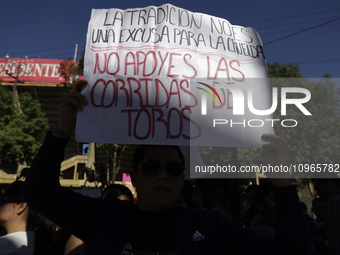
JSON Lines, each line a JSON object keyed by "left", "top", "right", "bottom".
{"left": 0, "top": 86, "right": 49, "bottom": 165}
{"left": 267, "top": 62, "right": 303, "bottom": 78}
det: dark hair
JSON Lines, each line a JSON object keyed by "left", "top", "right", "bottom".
{"left": 34, "top": 213, "right": 61, "bottom": 254}
{"left": 100, "top": 184, "right": 133, "bottom": 202}
{"left": 132, "top": 145, "right": 185, "bottom": 172}
{"left": 194, "top": 179, "right": 233, "bottom": 216}
{"left": 2, "top": 180, "right": 25, "bottom": 201}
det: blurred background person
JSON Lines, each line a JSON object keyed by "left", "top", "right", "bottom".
{"left": 251, "top": 181, "right": 276, "bottom": 239}
{"left": 100, "top": 183, "right": 134, "bottom": 201}
{"left": 191, "top": 179, "right": 232, "bottom": 215}
{"left": 312, "top": 177, "right": 340, "bottom": 255}
{"left": 310, "top": 197, "right": 328, "bottom": 255}
{"left": 243, "top": 184, "right": 258, "bottom": 228}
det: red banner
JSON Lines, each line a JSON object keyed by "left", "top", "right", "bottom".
{"left": 0, "top": 58, "right": 76, "bottom": 84}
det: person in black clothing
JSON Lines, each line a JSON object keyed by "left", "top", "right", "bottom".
{"left": 310, "top": 197, "right": 328, "bottom": 255}
{"left": 64, "top": 184, "right": 134, "bottom": 255}
{"left": 22, "top": 80, "right": 318, "bottom": 254}
{"left": 243, "top": 184, "right": 258, "bottom": 227}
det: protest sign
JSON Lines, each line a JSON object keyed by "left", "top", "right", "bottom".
{"left": 76, "top": 4, "right": 273, "bottom": 146}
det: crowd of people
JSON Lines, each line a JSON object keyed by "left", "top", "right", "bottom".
{"left": 0, "top": 182, "right": 135, "bottom": 255}
{"left": 241, "top": 181, "right": 339, "bottom": 255}
{"left": 0, "top": 80, "right": 339, "bottom": 254}
{"left": 1, "top": 177, "right": 339, "bottom": 254}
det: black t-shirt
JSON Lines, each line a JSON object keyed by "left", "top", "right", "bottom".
{"left": 121, "top": 206, "right": 181, "bottom": 255}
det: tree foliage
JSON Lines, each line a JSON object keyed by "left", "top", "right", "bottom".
{"left": 267, "top": 62, "right": 303, "bottom": 78}
{"left": 0, "top": 86, "right": 49, "bottom": 165}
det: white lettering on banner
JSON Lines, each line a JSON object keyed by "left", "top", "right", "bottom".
{"left": 34, "top": 63, "right": 43, "bottom": 77}
{"left": 25, "top": 63, "right": 34, "bottom": 76}
{"left": 51, "top": 65, "right": 60, "bottom": 77}
{"left": 0, "top": 58, "right": 77, "bottom": 83}
{"left": 0, "top": 63, "right": 4, "bottom": 76}
{"left": 43, "top": 64, "right": 53, "bottom": 77}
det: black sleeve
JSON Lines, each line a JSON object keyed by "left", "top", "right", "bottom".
{"left": 22, "top": 132, "right": 115, "bottom": 242}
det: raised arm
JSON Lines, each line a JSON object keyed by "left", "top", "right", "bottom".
{"left": 22, "top": 80, "right": 105, "bottom": 242}
{"left": 53, "top": 80, "right": 88, "bottom": 139}
{"left": 257, "top": 121, "right": 317, "bottom": 254}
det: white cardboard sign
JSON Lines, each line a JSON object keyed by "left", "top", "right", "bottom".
{"left": 76, "top": 4, "right": 272, "bottom": 146}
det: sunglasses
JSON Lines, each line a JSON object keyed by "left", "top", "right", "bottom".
{"left": 137, "top": 160, "right": 185, "bottom": 177}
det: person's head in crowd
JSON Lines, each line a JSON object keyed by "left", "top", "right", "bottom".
{"left": 255, "top": 181, "right": 276, "bottom": 222}
{"left": 0, "top": 180, "right": 34, "bottom": 234}
{"left": 245, "top": 184, "right": 258, "bottom": 210}
{"left": 192, "top": 179, "right": 233, "bottom": 216}
{"left": 131, "top": 145, "right": 185, "bottom": 212}
{"left": 312, "top": 176, "right": 340, "bottom": 201}
{"left": 311, "top": 197, "right": 326, "bottom": 222}
{"left": 101, "top": 184, "right": 134, "bottom": 202}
